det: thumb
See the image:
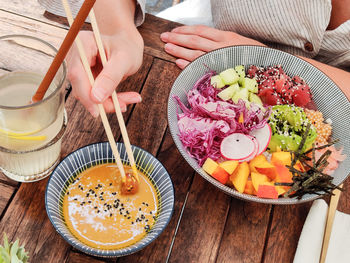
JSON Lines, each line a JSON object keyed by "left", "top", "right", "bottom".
{"left": 91, "top": 56, "right": 125, "bottom": 103}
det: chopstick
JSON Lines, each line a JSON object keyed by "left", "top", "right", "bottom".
{"left": 89, "top": 10, "right": 140, "bottom": 182}
{"left": 32, "top": 0, "right": 96, "bottom": 103}
{"left": 319, "top": 184, "right": 343, "bottom": 263}
{"left": 61, "top": 0, "right": 127, "bottom": 183}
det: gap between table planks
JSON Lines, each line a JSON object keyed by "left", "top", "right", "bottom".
{"left": 1, "top": 2, "right": 349, "bottom": 263}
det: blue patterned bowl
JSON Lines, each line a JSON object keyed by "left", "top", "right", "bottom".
{"left": 168, "top": 45, "right": 350, "bottom": 205}
{"left": 45, "top": 142, "right": 174, "bottom": 257}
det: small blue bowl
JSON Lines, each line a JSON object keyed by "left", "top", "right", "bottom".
{"left": 45, "top": 142, "right": 174, "bottom": 258}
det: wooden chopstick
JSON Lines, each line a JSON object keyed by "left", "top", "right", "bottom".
{"left": 320, "top": 184, "right": 343, "bottom": 263}
{"left": 32, "top": 0, "right": 96, "bottom": 102}
{"left": 89, "top": 10, "right": 140, "bottom": 182}
{"left": 61, "top": 0, "right": 127, "bottom": 183}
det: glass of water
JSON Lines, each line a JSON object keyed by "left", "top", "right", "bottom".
{"left": 0, "top": 35, "right": 68, "bottom": 182}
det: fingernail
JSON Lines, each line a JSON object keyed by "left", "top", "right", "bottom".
{"left": 160, "top": 32, "right": 169, "bottom": 41}
{"left": 121, "top": 105, "right": 127, "bottom": 112}
{"left": 164, "top": 43, "right": 171, "bottom": 52}
{"left": 92, "top": 87, "right": 106, "bottom": 102}
{"left": 88, "top": 105, "right": 99, "bottom": 118}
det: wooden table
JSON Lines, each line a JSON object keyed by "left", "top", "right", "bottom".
{"left": 0, "top": 1, "right": 349, "bottom": 262}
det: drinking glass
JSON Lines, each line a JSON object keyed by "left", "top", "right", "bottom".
{"left": 0, "top": 35, "right": 68, "bottom": 182}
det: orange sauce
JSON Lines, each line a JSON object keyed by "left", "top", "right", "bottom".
{"left": 62, "top": 163, "right": 159, "bottom": 250}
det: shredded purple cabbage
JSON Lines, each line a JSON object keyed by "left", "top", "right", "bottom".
{"left": 174, "top": 70, "right": 271, "bottom": 165}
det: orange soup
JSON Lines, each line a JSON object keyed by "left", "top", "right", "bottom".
{"left": 62, "top": 163, "right": 159, "bottom": 250}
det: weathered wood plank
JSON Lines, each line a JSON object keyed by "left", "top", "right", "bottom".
{"left": 0, "top": 10, "right": 66, "bottom": 49}
{"left": 118, "top": 129, "right": 195, "bottom": 262}
{"left": 0, "top": 0, "right": 68, "bottom": 29}
{"left": 124, "top": 58, "right": 180, "bottom": 155}
{"left": 0, "top": 173, "right": 19, "bottom": 187}
{"left": 216, "top": 200, "right": 271, "bottom": 263}
{"left": 167, "top": 174, "right": 231, "bottom": 263}
{"left": 262, "top": 203, "right": 312, "bottom": 263}
{"left": 0, "top": 182, "right": 15, "bottom": 216}
{"left": 66, "top": 251, "right": 111, "bottom": 263}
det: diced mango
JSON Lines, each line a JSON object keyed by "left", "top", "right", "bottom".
{"left": 274, "top": 164, "right": 293, "bottom": 191}
{"left": 249, "top": 154, "right": 267, "bottom": 173}
{"left": 202, "top": 158, "right": 218, "bottom": 175}
{"left": 230, "top": 162, "right": 250, "bottom": 193}
{"left": 271, "top": 151, "right": 292, "bottom": 166}
{"left": 219, "top": 160, "right": 239, "bottom": 174}
{"left": 244, "top": 180, "right": 255, "bottom": 195}
{"left": 251, "top": 172, "right": 269, "bottom": 192}
{"left": 255, "top": 161, "right": 277, "bottom": 180}
{"left": 212, "top": 166, "right": 229, "bottom": 184}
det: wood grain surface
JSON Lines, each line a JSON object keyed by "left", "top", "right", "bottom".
{"left": 0, "top": 1, "right": 349, "bottom": 263}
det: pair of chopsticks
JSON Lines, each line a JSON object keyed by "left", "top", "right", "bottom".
{"left": 61, "top": 0, "right": 139, "bottom": 185}
{"left": 319, "top": 184, "right": 343, "bottom": 263}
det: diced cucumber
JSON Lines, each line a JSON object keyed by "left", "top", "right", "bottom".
{"left": 249, "top": 93, "right": 263, "bottom": 106}
{"left": 232, "top": 87, "right": 249, "bottom": 104}
{"left": 235, "top": 65, "right": 245, "bottom": 84}
{"left": 219, "top": 68, "right": 239, "bottom": 85}
{"left": 217, "top": 83, "right": 240, "bottom": 101}
{"left": 210, "top": 75, "right": 225, "bottom": 89}
{"left": 241, "top": 77, "right": 258, "bottom": 93}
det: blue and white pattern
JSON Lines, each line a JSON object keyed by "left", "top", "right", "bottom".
{"left": 45, "top": 142, "right": 174, "bottom": 257}
{"left": 168, "top": 45, "right": 350, "bottom": 205}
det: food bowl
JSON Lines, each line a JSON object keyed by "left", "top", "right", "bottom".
{"left": 167, "top": 45, "right": 350, "bottom": 205}
{"left": 45, "top": 142, "right": 174, "bottom": 257}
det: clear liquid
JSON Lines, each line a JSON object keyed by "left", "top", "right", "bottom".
{"left": 0, "top": 71, "right": 65, "bottom": 180}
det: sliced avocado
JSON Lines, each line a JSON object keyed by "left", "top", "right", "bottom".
{"left": 241, "top": 77, "right": 258, "bottom": 93}
{"left": 217, "top": 84, "right": 239, "bottom": 101}
{"left": 219, "top": 68, "right": 239, "bottom": 85}
{"left": 210, "top": 75, "right": 225, "bottom": 89}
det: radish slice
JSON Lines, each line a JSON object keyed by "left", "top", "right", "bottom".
{"left": 249, "top": 123, "right": 272, "bottom": 155}
{"left": 240, "top": 136, "right": 259, "bottom": 162}
{"left": 220, "top": 133, "right": 256, "bottom": 160}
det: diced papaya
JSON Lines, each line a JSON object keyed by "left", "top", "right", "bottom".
{"left": 202, "top": 158, "right": 218, "bottom": 175}
{"left": 249, "top": 154, "right": 267, "bottom": 173}
{"left": 251, "top": 172, "right": 269, "bottom": 192}
{"left": 211, "top": 166, "right": 229, "bottom": 184}
{"left": 230, "top": 162, "right": 250, "bottom": 193}
{"left": 257, "top": 184, "right": 278, "bottom": 199}
{"left": 244, "top": 180, "right": 255, "bottom": 195}
{"left": 219, "top": 160, "right": 239, "bottom": 174}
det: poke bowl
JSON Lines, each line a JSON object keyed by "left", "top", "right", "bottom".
{"left": 45, "top": 142, "right": 174, "bottom": 257}
{"left": 167, "top": 45, "right": 350, "bottom": 205}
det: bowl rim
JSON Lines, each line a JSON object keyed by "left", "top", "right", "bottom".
{"left": 167, "top": 45, "right": 350, "bottom": 205}
{"left": 45, "top": 141, "right": 175, "bottom": 257}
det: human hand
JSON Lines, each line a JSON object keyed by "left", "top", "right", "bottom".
{"left": 67, "top": 30, "right": 144, "bottom": 117}
{"left": 160, "top": 25, "right": 264, "bottom": 69}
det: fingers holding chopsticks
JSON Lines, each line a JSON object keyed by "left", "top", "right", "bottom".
{"left": 66, "top": 31, "right": 143, "bottom": 117}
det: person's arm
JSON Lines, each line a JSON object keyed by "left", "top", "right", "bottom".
{"left": 66, "top": 0, "right": 144, "bottom": 117}
{"left": 160, "top": 25, "right": 350, "bottom": 100}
